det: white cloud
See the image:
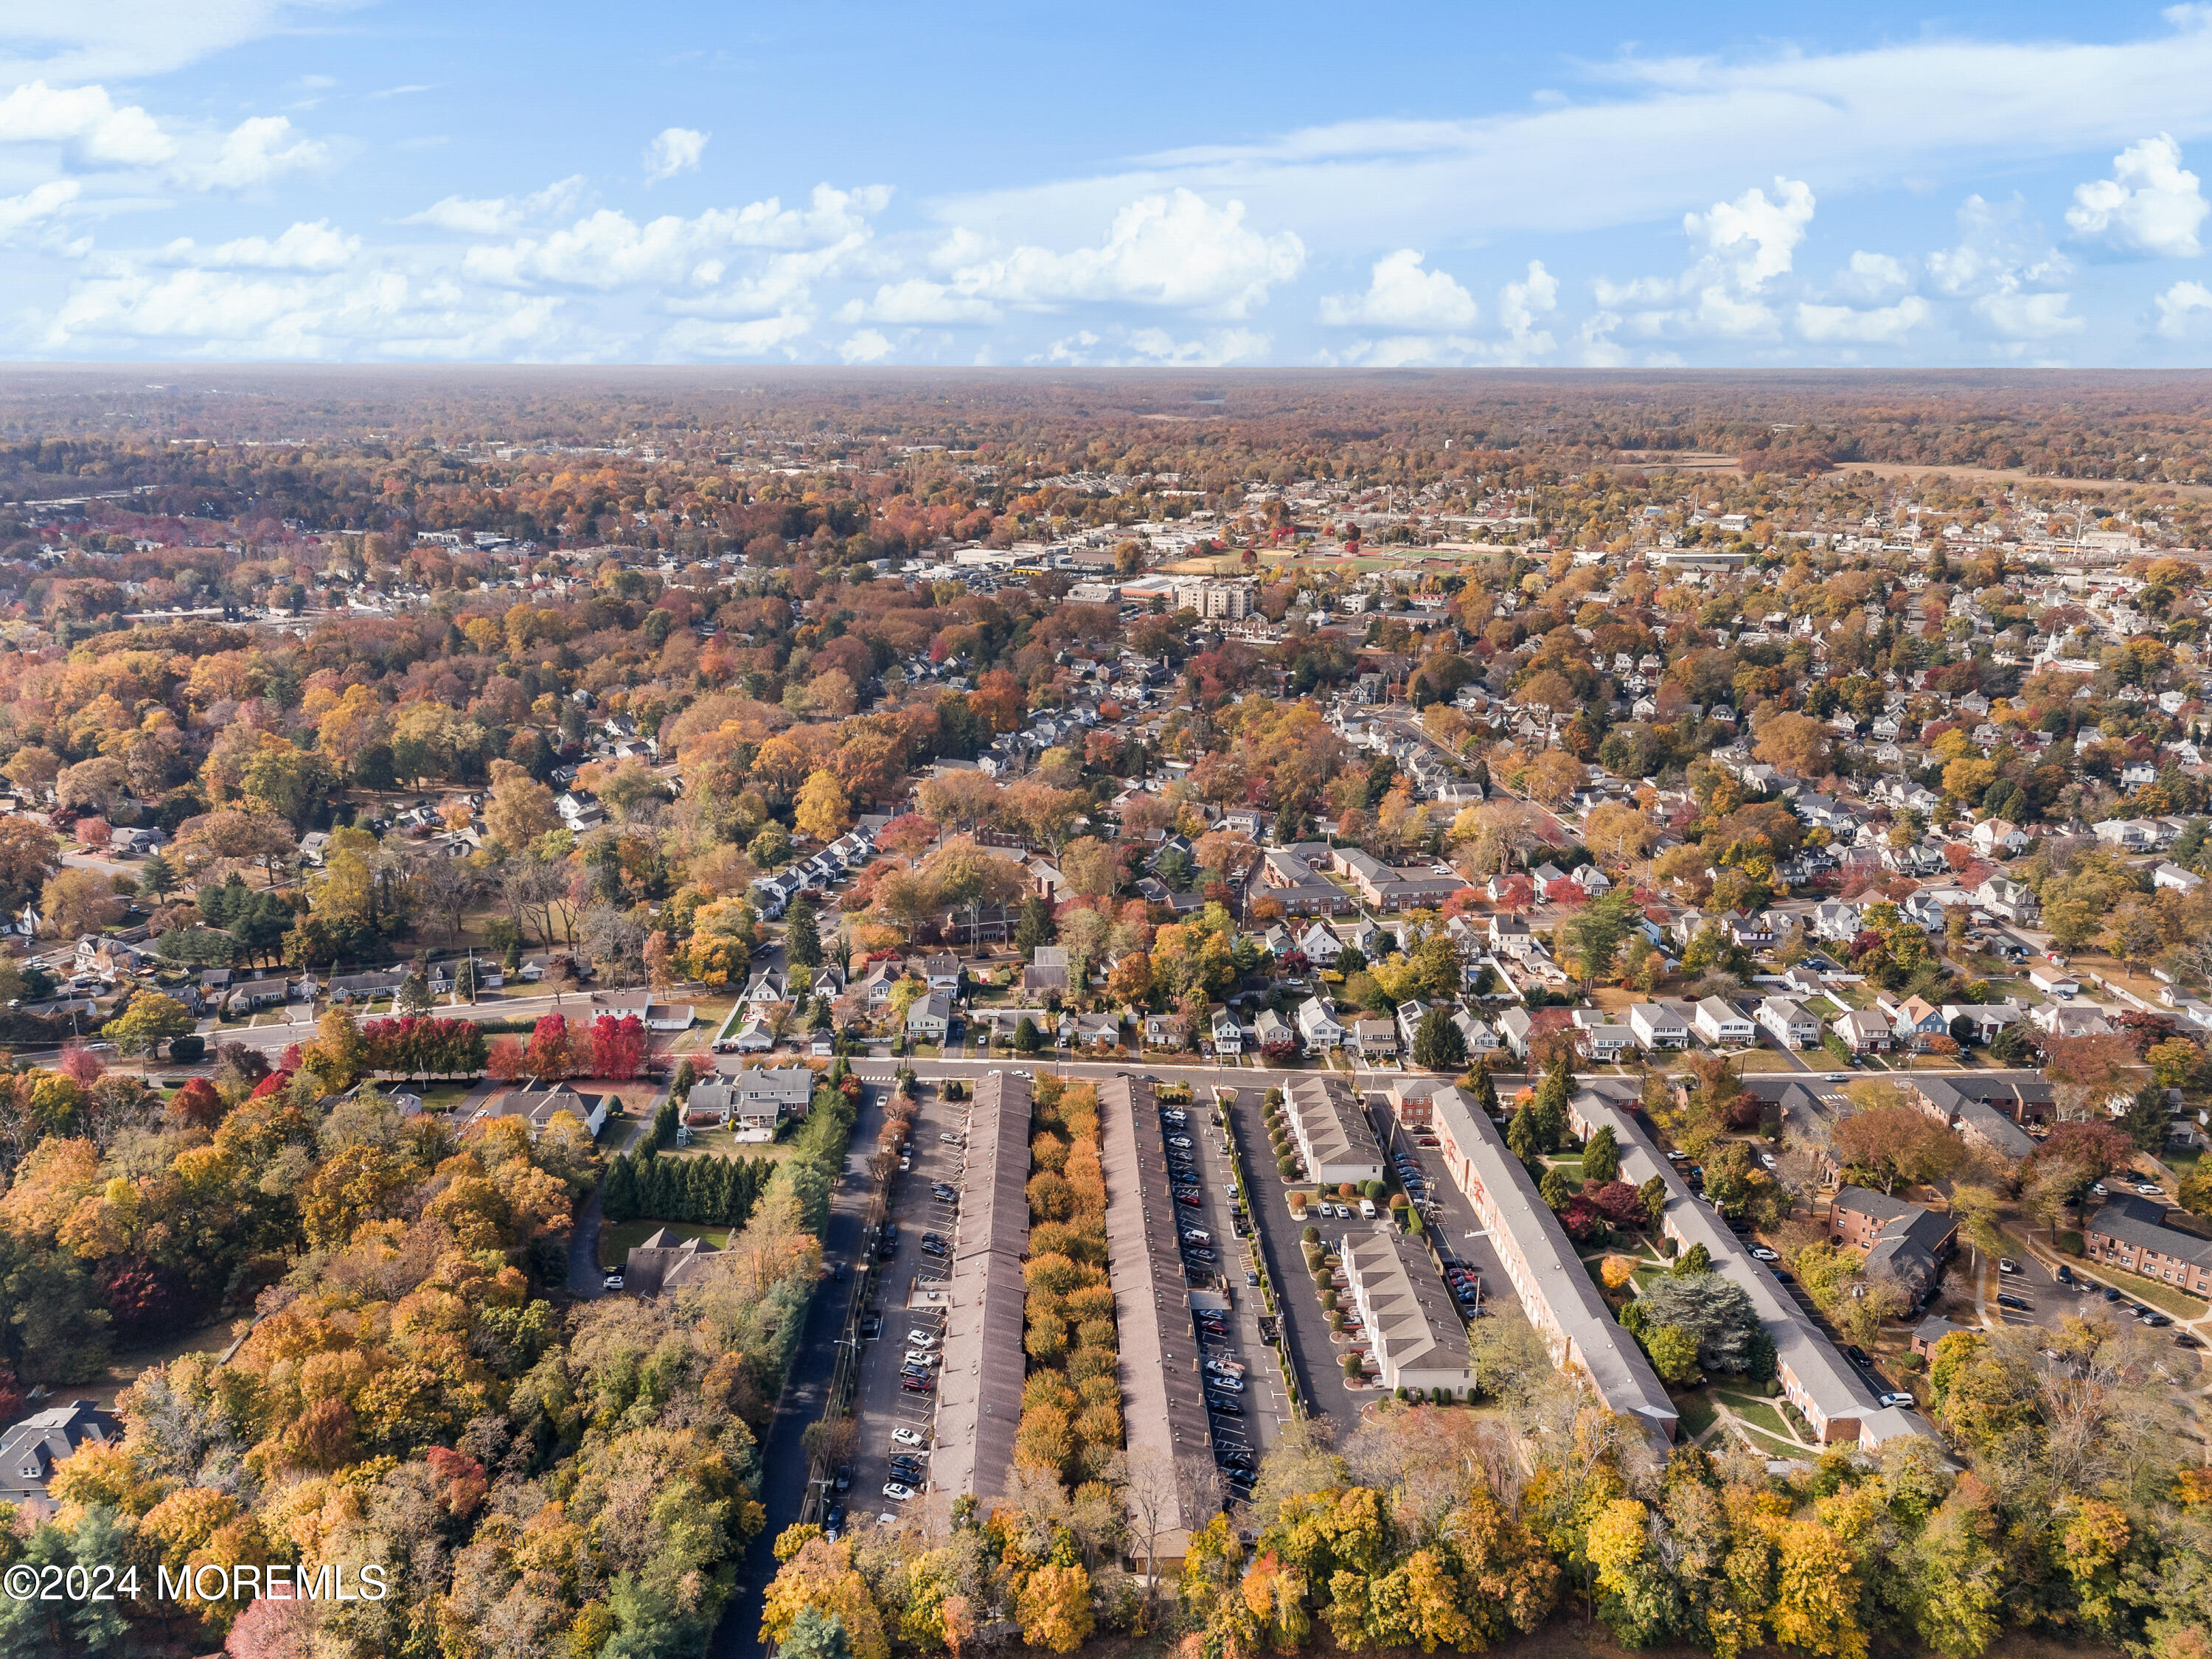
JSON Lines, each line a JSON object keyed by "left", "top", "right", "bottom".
{"left": 178, "top": 114, "right": 328, "bottom": 189}
{"left": 1496, "top": 260, "right": 1558, "bottom": 360}
{"left": 1973, "top": 290, "right": 2083, "bottom": 339}
{"left": 838, "top": 279, "right": 1000, "bottom": 325}
{"left": 367, "top": 83, "right": 435, "bottom": 100}
{"left": 159, "top": 218, "right": 358, "bottom": 271}
{"left": 0, "top": 79, "right": 173, "bottom": 165}
{"left": 1830, "top": 250, "right": 1910, "bottom": 303}
{"left": 1317, "top": 248, "right": 1477, "bottom": 329}
{"left": 2067, "top": 133, "right": 2208, "bottom": 257}
{"left": 655, "top": 311, "right": 813, "bottom": 358}
{"left": 465, "top": 184, "right": 889, "bottom": 289}
{"left": 942, "top": 189, "right": 1302, "bottom": 318}
{"left": 1119, "top": 325, "right": 1271, "bottom": 365}
{"left": 644, "top": 125, "right": 709, "bottom": 184}
{"left": 1927, "top": 194, "right": 2069, "bottom": 296}
{"left": 0, "top": 178, "right": 78, "bottom": 240}
{"left": 2157, "top": 279, "right": 2212, "bottom": 338}
{"left": 42, "top": 265, "right": 568, "bottom": 359}
{"left": 1795, "top": 295, "right": 1932, "bottom": 344}
{"left": 1683, "top": 177, "right": 1814, "bottom": 288}
{"left": 403, "top": 176, "right": 588, "bottom": 236}
{"left": 1590, "top": 177, "right": 1813, "bottom": 342}
{"left": 1043, "top": 330, "right": 1099, "bottom": 364}
{"left": 0, "top": 1, "right": 339, "bottom": 83}
{"left": 837, "top": 328, "right": 892, "bottom": 364}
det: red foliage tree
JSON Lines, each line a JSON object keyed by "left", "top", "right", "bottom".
{"left": 486, "top": 1034, "right": 528, "bottom": 1083}
{"left": 249, "top": 1068, "right": 293, "bottom": 1100}
{"left": 168, "top": 1077, "right": 226, "bottom": 1130}
{"left": 1585, "top": 1180, "right": 1649, "bottom": 1228}
{"left": 57, "top": 1045, "right": 104, "bottom": 1087}
{"left": 524, "top": 1012, "right": 573, "bottom": 1079}
{"left": 2028, "top": 1120, "right": 2136, "bottom": 1182}
{"left": 588, "top": 1014, "right": 647, "bottom": 1079}
{"left": 0, "top": 1365, "right": 21, "bottom": 1423}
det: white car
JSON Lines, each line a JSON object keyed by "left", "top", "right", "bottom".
{"left": 1877, "top": 1391, "right": 1914, "bottom": 1408}
{"left": 1998, "top": 1258, "right": 2020, "bottom": 1273}
{"left": 906, "top": 1330, "right": 938, "bottom": 1348}
{"left": 1748, "top": 1247, "right": 1778, "bottom": 1262}
{"left": 1204, "top": 1357, "right": 1243, "bottom": 1376}
{"left": 1208, "top": 1373, "right": 1245, "bottom": 1392}
{"left": 904, "top": 1349, "right": 941, "bottom": 1368}
{"left": 892, "top": 1428, "right": 928, "bottom": 1448}
{"left": 883, "top": 1482, "right": 916, "bottom": 1502}
{"left": 2136, "top": 1183, "right": 2165, "bottom": 1197}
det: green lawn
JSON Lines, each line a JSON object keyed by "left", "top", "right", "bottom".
{"left": 1717, "top": 1392, "right": 1792, "bottom": 1439}
{"left": 2082, "top": 1264, "right": 2210, "bottom": 1318}
{"left": 1733, "top": 1425, "right": 1806, "bottom": 1460}
{"left": 600, "top": 1219, "right": 731, "bottom": 1270}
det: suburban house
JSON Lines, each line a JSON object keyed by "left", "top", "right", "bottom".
{"left": 1142, "top": 1012, "right": 1191, "bottom": 1050}
{"left": 1210, "top": 1007, "right": 1244, "bottom": 1054}
{"left": 1295, "top": 996, "right": 1346, "bottom": 1051}
{"left": 1756, "top": 995, "right": 1820, "bottom": 1049}
{"left": 1021, "top": 945, "right": 1070, "bottom": 996}
{"left": 2086, "top": 1195, "right": 2212, "bottom": 1294}
{"left": 1973, "top": 875, "right": 2039, "bottom": 922}
{"left": 480, "top": 1084, "right": 608, "bottom": 1141}
{"left": 1627, "top": 1000, "right": 1692, "bottom": 1051}
{"left": 622, "top": 1228, "right": 723, "bottom": 1296}
{"left": 1350, "top": 1015, "right": 1399, "bottom": 1060}
{"left": 0, "top": 1400, "right": 124, "bottom": 1520}
{"left": 1570, "top": 1008, "right": 1632, "bottom": 1062}
{"left": 1830, "top": 1008, "right": 1893, "bottom": 1052}
{"left": 1694, "top": 996, "right": 1755, "bottom": 1047}
{"left": 907, "top": 990, "right": 953, "bottom": 1041}
{"left": 1252, "top": 1006, "right": 1295, "bottom": 1054}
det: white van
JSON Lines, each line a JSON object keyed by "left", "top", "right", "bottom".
{"left": 1358, "top": 1198, "right": 1377, "bottom": 1220}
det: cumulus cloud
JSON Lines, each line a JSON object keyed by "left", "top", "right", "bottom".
{"left": 2157, "top": 279, "right": 2212, "bottom": 338}
{"left": 942, "top": 189, "right": 1302, "bottom": 318}
{"left": 42, "top": 265, "right": 567, "bottom": 359}
{"left": 403, "top": 175, "right": 587, "bottom": 235}
{"left": 656, "top": 311, "right": 813, "bottom": 358}
{"left": 1830, "top": 251, "right": 1910, "bottom": 303}
{"left": 1973, "top": 290, "right": 2082, "bottom": 340}
{"left": 159, "top": 218, "right": 358, "bottom": 271}
{"left": 1925, "top": 194, "right": 2079, "bottom": 341}
{"left": 0, "top": 79, "right": 172, "bottom": 164}
{"left": 178, "top": 114, "right": 328, "bottom": 189}
{"left": 0, "top": 178, "right": 79, "bottom": 240}
{"left": 1317, "top": 248, "right": 1477, "bottom": 330}
{"left": 1120, "top": 324, "right": 1271, "bottom": 364}
{"left": 1590, "top": 177, "right": 1815, "bottom": 345}
{"left": 1795, "top": 296, "right": 1932, "bottom": 344}
{"left": 465, "top": 183, "right": 889, "bottom": 289}
{"left": 1495, "top": 260, "right": 1558, "bottom": 360}
{"left": 837, "top": 278, "right": 1000, "bottom": 326}
{"left": 2067, "top": 133, "right": 2208, "bottom": 257}
{"left": 837, "top": 328, "right": 892, "bottom": 363}
{"left": 644, "top": 125, "right": 709, "bottom": 184}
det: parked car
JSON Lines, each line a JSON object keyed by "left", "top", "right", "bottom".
{"left": 907, "top": 1329, "right": 938, "bottom": 1348}
{"left": 1878, "top": 1391, "right": 1914, "bottom": 1408}
{"left": 883, "top": 1482, "right": 916, "bottom": 1501}
{"left": 1998, "top": 1257, "right": 2019, "bottom": 1273}
{"left": 892, "top": 1427, "right": 928, "bottom": 1448}
{"left": 602, "top": 1272, "right": 626, "bottom": 1290}
{"left": 1996, "top": 1293, "right": 2029, "bottom": 1311}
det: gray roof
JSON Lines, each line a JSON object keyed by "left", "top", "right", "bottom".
{"left": 2088, "top": 1196, "right": 2212, "bottom": 1267}
{"left": 1952, "top": 1099, "right": 2035, "bottom": 1159}
{"left": 934, "top": 1071, "right": 1033, "bottom": 1510}
{"left": 1099, "top": 1073, "right": 1211, "bottom": 1559}
{"left": 1569, "top": 1086, "right": 1925, "bottom": 1447}
{"left": 1284, "top": 1073, "right": 1382, "bottom": 1179}
{"left": 0, "top": 1401, "right": 121, "bottom": 1511}
{"left": 1426, "top": 1086, "right": 1676, "bottom": 1440}
{"left": 1341, "top": 1227, "right": 1474, "bottom": 1388}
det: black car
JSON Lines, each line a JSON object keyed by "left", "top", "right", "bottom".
{"left": 1996, "top": 1293, "right": 2029, "bottom": 1311}
{"left": 1206, "top": 1395, "right": 1243, "bottom": 1415}
{"left": 833, "top": 1465, "right": 852, "bottom": 1492}
{"left": 2101, "top": 1286, "right": 2122, "bottom": 1302}
{"left": 859, "top": 1314, "right": 882, "bottom": 1339}
{"left": 932, "top": 1183, "right": 958, "bottom": 1202}
{"left": 920, "top": 1239, "right": 949, "bottom": 1258}
{"left": 1843, "top": 1345, "right": 1869, "bottom": 1366}
{"left": 889, "top": 1460, "right": 927, "bottom": 1481}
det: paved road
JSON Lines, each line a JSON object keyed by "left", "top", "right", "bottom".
{"left": 566, "top": 1110, "right": 651, "bottom": 1298}
{"left": 709, "top": 1080, "right": 886, "bottom": 1659}
{"left": 1362, "top": 1093, "right": 1524, "bottom": 1326}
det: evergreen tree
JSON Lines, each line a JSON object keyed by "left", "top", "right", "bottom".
{"left": 1539, "top": 1165, "right": 1576, "bottom": 1209}
{"left": 602, "top": 1155, "right": 636, "bottom": 1221}
{"left": 1015, "top": 1015, "right": 1044, "bottom": 1054}
{"left": 1472, "top": 1061, "right": 1500, "bottom": 1115}
{"left": 1583, "top": 1124, "right": 1621, "bottom": 1185}
{"left": 1015, "top": 895, "right": 1054, "bottom": 959}
{"left": 1506, "top": 1103, "right": 1542, "bottom": 1161}
{"left": 1411, "top": 1006, "right": 1467, "bottom": 1071}
{"left": 785, "top": 897, "right": 822, "bottom": 970}
{"left": 1531, "top": 1057, "right": 1571, "bottom": 1151}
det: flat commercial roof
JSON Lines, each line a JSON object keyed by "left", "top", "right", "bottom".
{"left": 1099, "top": 1073, "right": 1211, "bottom": 1560}
{"left": 934, "top": 1071, "right": 1032, "bottom": 1510}
{"left": 1567, "top": 1084, "right": 1929, "bottom": 1447}
{"left": 1427, "top": 1085, "right": 1677, "bottom": 1442}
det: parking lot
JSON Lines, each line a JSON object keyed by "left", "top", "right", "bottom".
{"left": 1362, "top": 1092, "right": 1525, "bottom": 1329}
{"left": 1162, "top": 1086, "right": 1284, "bottom": 1498}
{"left": 827, "top": 1085, "right": 964, "bottom": 1536}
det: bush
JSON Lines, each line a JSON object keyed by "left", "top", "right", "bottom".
{"left": 1361, "top": 1178, "right": 1385, "bottom": 1202}
{"left": 1342, "top": 1354, "right": 1363, "bottom": 1378}
{"left": 167, "top": 1034, "right": 204, "bottom": 1062}
{"left": 1312, "top": 1267, "right": 1333, "bottom": 1290}
{"left": 1278, "top": 1155, "right": 1298, "bottom": 1178}
{"left": 1301, "top": 1224, "right": 1320, "bottom": 1243}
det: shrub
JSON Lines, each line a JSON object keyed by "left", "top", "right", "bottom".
{"left": 1336, "top": 1182, "right": 1357, "bottom": 1199}
{"left": 1301, "top": 1224, "right": 1320, "bottom": 1244}
{"left": 1278, "top": 1155, "right": 1298, "bottom": 1177}
{"left": 1361, "top": 1178, "right": 1385, "bottom": 1201}
{"left": 167, "top": 1034, "right": 205, "bottom": 1062}
{"left": 1342, "top": 1354, "right": 1363, "bottom": 1378}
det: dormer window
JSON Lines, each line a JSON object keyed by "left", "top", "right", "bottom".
{"left": 18, "top": 1462, "right": 38, "bottom": 1479}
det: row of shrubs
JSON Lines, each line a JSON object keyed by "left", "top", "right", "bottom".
{"left": 1013, "top": 1076, "right": 1124, "bottom": 1490}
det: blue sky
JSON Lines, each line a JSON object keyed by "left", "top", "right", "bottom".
{"left": 8, "top": 2, "right": 2212, "bottom": 366}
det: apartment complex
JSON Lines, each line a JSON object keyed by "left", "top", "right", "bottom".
{"left": 1340, "top": 1227, "right": 1478, "bottom": 1397}
{"left": 1425, "top": 1085, "right": 1678, "bottom": 1448}
{"left": 1099, "top": 1074, "right": 1213, "bottom": 1564}
{"left": 1282, "top": 1074, "right": 1385, "bottom": 1187}
{"left": 934, "top": 1070, "right": 1033, "bottom": 1510}
{"left": 2086, "top": 1195, "right": 2212, "bottom": 1294}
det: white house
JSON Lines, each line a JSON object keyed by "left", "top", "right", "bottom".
{"left": 2154, "top": 862, "right": 2205, "bottom": 895}
{"left": 1295, "top": 996, "right": 1346, "bottom": 1050}
{"left": 1694, "top": 996, "right": 1755, "bottom": 1047}
{"left": 1832, "top": 1009, "right": 1893, "bottom": 1052}
{"left": 2028, "top": 967, "right": 2080, "bottom": 999}
{"left": 1756, "top": 995, "right": 1820, "bottom": 1049}
{"left": 1627, "top": 1001, "right": 1691, "bottom": 1051}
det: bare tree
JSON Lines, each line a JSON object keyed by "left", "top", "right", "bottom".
{"left": 414, "top": 854, "right": 485, "bottom": 946}
{"left": 1122, "top": 1447, "right": 1178, "bottom": 1626}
